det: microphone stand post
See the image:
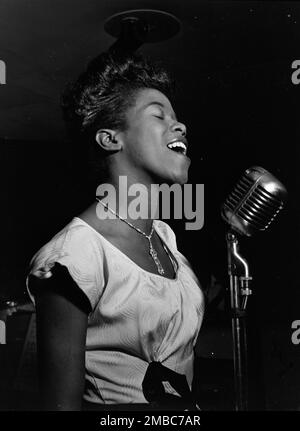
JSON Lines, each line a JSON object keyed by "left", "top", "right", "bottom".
{"left": 226, "top": 231, "right": 252, "bottom": 411}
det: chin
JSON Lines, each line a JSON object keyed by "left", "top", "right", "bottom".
{"left": 176, "top": 173, "right": 189, "bottom": 185}
{"left": 164, "top": 168, "right": 189, "bottom": 185}
{"left": 153, "top": 159, "right": 190, "bottom": 185}
{"left": 175, "top": 157, "right": 191, "bottom": 184}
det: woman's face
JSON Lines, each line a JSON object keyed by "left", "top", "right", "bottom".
{"left": 118, "top": 88, "right": 190, "bottom": 185}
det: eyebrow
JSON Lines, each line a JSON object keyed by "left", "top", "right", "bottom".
{"left": 143, "top": 101, "right": 177, "bottom": 120}
{"left": 143, "top": 101, "right": 165, "bottom": 109}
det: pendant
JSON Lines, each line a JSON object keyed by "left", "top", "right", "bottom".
{"left": 149, "top": 243, "right": 165, "bottom": 275}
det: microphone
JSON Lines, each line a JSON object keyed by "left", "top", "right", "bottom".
{"left": 221, "top": 166, "right": 288, "bottom": 237}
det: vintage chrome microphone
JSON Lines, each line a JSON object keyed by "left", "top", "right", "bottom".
{"left": 221, "top": 166, "right": 287, "bottom": 411}
{"left": 222, "top": 166, "right": 287, "bottom": 237}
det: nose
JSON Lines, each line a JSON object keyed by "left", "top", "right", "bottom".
{"left": 171, "top": 119, "right": 186, "bottom": 137}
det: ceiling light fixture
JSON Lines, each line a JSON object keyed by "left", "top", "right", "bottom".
{"left": 104, "top": 9, "right": 181, "bottom": 54}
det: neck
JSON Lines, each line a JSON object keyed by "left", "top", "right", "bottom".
{"left": 95, "top": 172, "right": 160, "bottom": 235}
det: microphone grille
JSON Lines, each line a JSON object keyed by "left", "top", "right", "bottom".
{"left": 222, "top": 166, "right": 287, "bottom": 236}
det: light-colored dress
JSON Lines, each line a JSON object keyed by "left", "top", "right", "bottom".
{"left": 26, "top": 217, "right": 205, "bottom": 405}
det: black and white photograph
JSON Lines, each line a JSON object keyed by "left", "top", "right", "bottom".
{"left": 0, "top": 0, "right": 299, "bottom": 422}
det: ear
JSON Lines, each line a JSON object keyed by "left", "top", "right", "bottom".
{"left": 95, "top": 129, "right": 123, "bottom": 153}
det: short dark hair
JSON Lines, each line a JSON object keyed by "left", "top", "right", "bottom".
{"left": 61, "top": 52, "right": 175, "bottom": 181}
{"left": 62, "top": 52, "right": 175, "bottom": 139}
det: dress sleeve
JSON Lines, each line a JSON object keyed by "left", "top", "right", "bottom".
{"left": 26, "top": 225, "right": 105, "bottom": 310}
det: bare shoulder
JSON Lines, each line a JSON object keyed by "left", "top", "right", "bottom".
{"left": 77, "top": 201, "right": 121, "bottom": 238}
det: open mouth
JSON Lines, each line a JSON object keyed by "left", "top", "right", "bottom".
{"left": 166, "top": 141, "right": 187, "bottom": 156}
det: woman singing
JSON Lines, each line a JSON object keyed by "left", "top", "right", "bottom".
{"left": 26, "top": 52, "right": 204, "bottom": 411}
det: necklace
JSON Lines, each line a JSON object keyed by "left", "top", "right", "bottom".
{"left": 96, "top": 198, "right": 165, "bottom": 275}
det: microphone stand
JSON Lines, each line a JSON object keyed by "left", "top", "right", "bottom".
{"left": 226, "top": 230, "right": 252, "bottom": 411}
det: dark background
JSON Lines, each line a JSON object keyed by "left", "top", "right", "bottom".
{"left": 0, "top": 0, "right": 300, "bottom": 410}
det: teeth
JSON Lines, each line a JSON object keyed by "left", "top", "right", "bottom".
{"left": 167, "top": 141, "right": 187, "bottom": 155}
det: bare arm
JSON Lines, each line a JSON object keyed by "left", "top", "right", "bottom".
{"left": 29, "top": 263, "right": 91, "bottom": 410}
